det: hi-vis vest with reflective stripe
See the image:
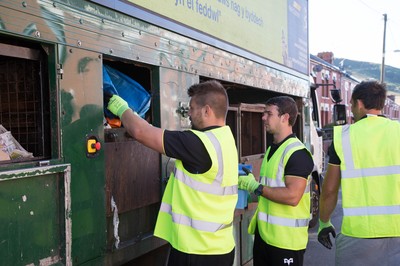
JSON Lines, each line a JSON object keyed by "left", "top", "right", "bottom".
{"left": 248, "top": 137, "right": 311, "bottom": 250}
{"left": 334, "top": 116, "right": 400, "bottom": 238}
{"left": 154, "top": 126, "right": 238, "bottom": 255}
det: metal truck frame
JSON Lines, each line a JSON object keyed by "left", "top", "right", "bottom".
{"left": 0, "top": 0, "right": 322, "bottom": 265}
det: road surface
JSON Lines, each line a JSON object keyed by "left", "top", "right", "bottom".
{"left": 304, "top": 191, "right": 343, "bottom": 266}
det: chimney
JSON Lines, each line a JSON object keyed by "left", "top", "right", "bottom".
{"left": 317, "top": 52, "right": 334, "bottom": 64}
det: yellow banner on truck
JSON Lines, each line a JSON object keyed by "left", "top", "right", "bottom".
{"left": 92, "top": 0, "right": 308, "bottom": 75}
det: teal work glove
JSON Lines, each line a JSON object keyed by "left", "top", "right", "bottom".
{"left": 238, "top": 173, "right": 260, "bottom": 193}
{"left": 318, "top": 219, "right": 336, "bottom": 249}
{"left": 107, "top": 95, "right": 130, "bottom": 117}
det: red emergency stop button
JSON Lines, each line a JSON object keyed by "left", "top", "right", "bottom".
{"left": 92, "top": 141, "right": 101, "bottom": 151}
{"left": 86, "top": 136, "right": 101, "bottom": 157}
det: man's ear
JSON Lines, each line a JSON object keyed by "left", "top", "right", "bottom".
{"left": 281, "top": 113, "right": 290, "bottom": 123}
{"left": 356, "top": 99, "right": 365, "bottom": 109}
{"left": 203, "top": 105, "right": 212, "bottom": 117}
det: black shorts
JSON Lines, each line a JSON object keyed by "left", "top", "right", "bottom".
{"left": 253, "top": 229, "right": 305, "bottom": 266}
{"left": 167, "top": 245, "right": 235, "bottom": 266}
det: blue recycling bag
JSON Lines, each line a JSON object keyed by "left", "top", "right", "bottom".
{"left": 103, "top": 65, "right": 151, "bottom": 119}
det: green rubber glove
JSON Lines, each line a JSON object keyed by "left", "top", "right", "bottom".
{"left": 107, "top": 95, "right": 130, "bottom": 117}
{"left": 238, "top": 173, "right": 260, "bottom": 193}
{"left": 318, "top": 219, "right": 336, "bottom": 249}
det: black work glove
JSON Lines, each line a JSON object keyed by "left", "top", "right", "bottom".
{"left": 317, "top": 219, "right": 336, "bottom": 249}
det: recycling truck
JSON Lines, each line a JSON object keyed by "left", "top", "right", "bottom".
{"left": 0, "top": 0, "right": 322, "bottom": 265}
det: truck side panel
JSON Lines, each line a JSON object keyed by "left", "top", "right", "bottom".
{"left": 0, "top": 165, "right": 71, "bottom": 265}
{"left": 0, "top": 1, "right": 318, "bottom": 265}
{"left": 59, "top": 46, "right": 106, "bottom": 264}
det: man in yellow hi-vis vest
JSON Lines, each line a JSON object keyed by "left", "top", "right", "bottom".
{"left": 107, "top": 80, "right": 238, "bottom": 266}
{"left": 239, "top": 96, "right": 314, "bottom": 266}
{"left": 318, "top": 80, "right": 400, "bottom": 265}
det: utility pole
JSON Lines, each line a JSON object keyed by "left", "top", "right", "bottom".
{"left": 380, "top": 13, "right": 387, "bottom": 83}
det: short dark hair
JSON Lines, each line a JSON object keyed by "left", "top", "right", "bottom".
{"left": 351, "top": 80, "right": 386, "bottom": 110}
{"left": 187, "top": 80, "right": 228, "bottom": 119}
{"left": 265, "top": 96, "right": 298, "bottom": 126}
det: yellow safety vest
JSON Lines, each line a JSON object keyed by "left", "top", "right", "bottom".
{"left": 154, "top": 126, "right": 238, "bottom": 254}
{"left": 334, "top": 116, "right": 400, "bottom": 238}
{"left": 248, "top": 137, "right": 311, "bottom": 250}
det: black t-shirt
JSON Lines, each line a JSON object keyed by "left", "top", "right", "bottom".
{"left": 267, "top": 134, "right": 314, "bottom": 179}
{"left": 163, "top": 127, "right": 217, "bottom": 174}
{"left": 328, "top": 141, "right": 340, "bottom": 165}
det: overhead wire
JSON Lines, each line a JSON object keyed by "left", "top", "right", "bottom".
{"left": 356, "top": 0, "right": 400, "bottom": 63}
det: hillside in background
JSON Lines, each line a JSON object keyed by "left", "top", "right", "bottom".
{"left": 332, "top": 58, "right": 400, "bottom": 95}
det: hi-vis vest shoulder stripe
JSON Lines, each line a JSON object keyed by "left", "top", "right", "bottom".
{"left": 154, "top": 126, "right": 238, "bottom": 255}
{"left": 334, "top": 116, "right": 400, "bottom": 238}
{"left": 248, "top": 137, "right": 312, "bottom": 250}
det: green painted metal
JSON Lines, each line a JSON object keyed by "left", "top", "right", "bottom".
{"left": 59, "top": 46, "right": 106, "bottom": 264}
{"left": 0, "top": 175, "right": 59, "bottom": 265}
{"left": 0, "top": 165, "right": 70, "bottom": 266}
{"left": 0, "top": 0, "right": 309, "bottom": 97}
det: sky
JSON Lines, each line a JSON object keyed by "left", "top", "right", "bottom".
{"left": 309, "top": 0, "right": 400, "bottom": 69}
